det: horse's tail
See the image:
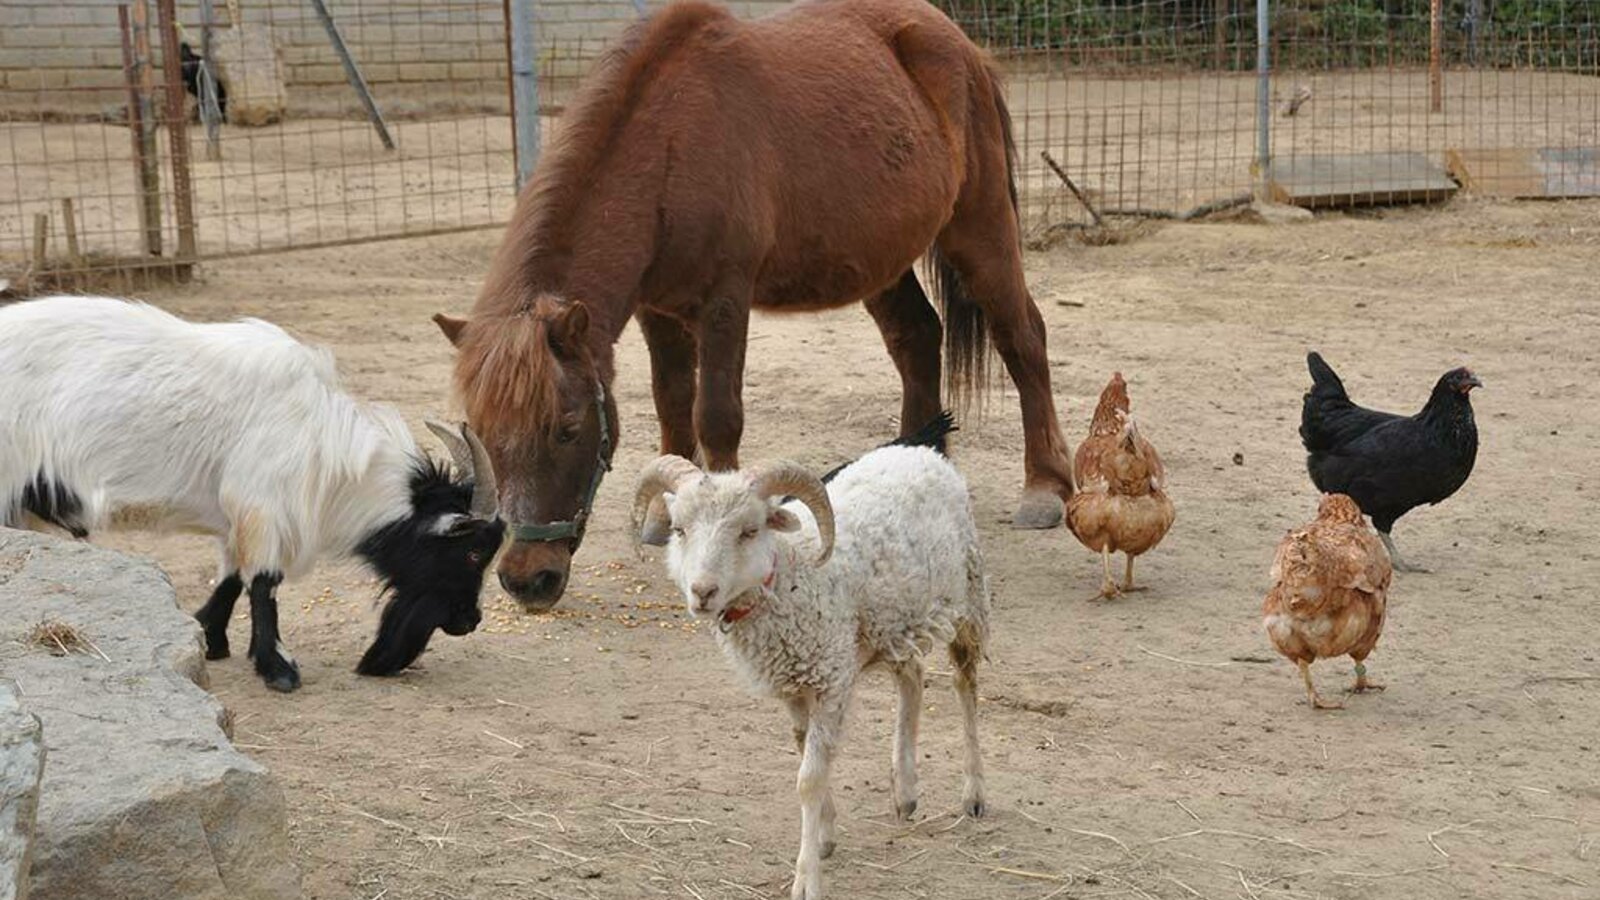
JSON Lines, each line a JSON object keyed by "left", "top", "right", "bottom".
{"left": 925, "top": 64, "right": 1015, "bottom": 414}
{"left": 926, "top": 245, "right": 987, "bottom": 415}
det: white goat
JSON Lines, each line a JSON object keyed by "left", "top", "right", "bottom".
{"left": 0, "top": 296, "right": 505, "bottom": 692}
{"left": 633, "top": 445, "right": 989, "bottom": 900}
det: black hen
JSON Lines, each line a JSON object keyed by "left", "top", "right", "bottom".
{"left": 1300, "top": 352, "right": 1481, "bottom": 572}
{"left": 821, "top": 411, "right": 957, "bottom": 484}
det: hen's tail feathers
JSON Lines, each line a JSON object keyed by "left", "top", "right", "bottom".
{"left": 1306, "top": 352, "right": 1349, "bottom": 401}
{"left": 820, "top": 411, "right": 959, "bottom": 485}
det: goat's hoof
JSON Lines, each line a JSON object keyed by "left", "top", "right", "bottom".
{"left": 204, "top": 641, "right": 230, "bottom": 661}
{"left": 257, "top": 658, "right": 301, "bottom": 693}
{"left": 894, "top": 797, "right": 917, "bottom": 822}
{"left": 1012, "top": 490, "right": 1063, "bottom": 529}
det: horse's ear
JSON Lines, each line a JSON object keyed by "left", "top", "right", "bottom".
{"left": 433, "top": 313, "right": 469, "bottom": 347}
{"left": 550, "top": 302, "right": 590, "bottom": 349}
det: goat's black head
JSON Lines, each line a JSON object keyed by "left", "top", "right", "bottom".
{"left": 355, "top": 454, "right": 505, "bottom": 677}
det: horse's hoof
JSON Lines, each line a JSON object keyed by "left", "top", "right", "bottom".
{"left": 1013, "top": 490, "right": 1064, "bottom": 529}
{"left": 894, "top": 797, "right": 917, "bottom": 822}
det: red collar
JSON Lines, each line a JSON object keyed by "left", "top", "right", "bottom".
{"left": 719, "top": 553, "right": 778, "bottom": 630}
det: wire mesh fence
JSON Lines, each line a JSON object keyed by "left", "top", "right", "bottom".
{"left": 2, "top": 0, "right": 520, "bottom": 291}
{"left": 3, "top": 0, "right": 1598, "bottom": 289}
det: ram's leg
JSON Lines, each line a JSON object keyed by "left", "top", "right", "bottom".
{"left": 949, "top": 627, "right": 987, "bottom": 817}
{"left": 194, "top": 571, "right": 244, "bottom": 660}
{"left": 786, "top": 694, "right": 835, "bottom": 858}
{"left": 246, "top": 572, "right": 300, "bottom": 693}
{"left": 890, "top": 659, "right": 924, "bottom": 822}
{"left": 793, "top": 696, "right": 846, "bottom": 900}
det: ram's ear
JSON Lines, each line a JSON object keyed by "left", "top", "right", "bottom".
{"left": 768, "top": 507, "right": 801, "bottom": 532}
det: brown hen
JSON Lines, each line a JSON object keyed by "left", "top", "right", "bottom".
{"left": 1262, "top": 493, "right": 1393, "bottom": 710}
{"left": 1066, "top": 373, "right": 1175, "bottom": 598}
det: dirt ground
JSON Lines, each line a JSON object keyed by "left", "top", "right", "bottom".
{"left": 74, "top": 197, "right": 1600, "bottom": 900}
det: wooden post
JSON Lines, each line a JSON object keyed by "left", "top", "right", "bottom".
{"left": 61, "top": 199, "right": 82, "bottom": 264}
{"left": 1429, "top": 0, "right": 1443, "bottom": 113}
{"left": 120, "top": 2, "right": 163, "bottom": 257}
{"left": 32, "top": 214, "right": 50, "bottom": 276}
{"left": 157, "top": 0, "right": 198, "bottom": 267}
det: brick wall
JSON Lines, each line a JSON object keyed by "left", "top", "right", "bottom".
{"left": 0, "top": 0, "right": 791, "bottom": 118}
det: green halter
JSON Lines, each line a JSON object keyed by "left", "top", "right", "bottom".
{"left": 508, "top": 379, "right": 611, "bottom": 546}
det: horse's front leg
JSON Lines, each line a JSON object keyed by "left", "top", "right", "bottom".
{"left": 635, "top": 307, "right": 700, "bottom": 544}
{"left": 694, "top": 292, "right": 750, "bottom": 472}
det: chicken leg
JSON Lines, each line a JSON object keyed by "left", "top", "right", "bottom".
{"left": 1298, "top": 660, "right": 1344, "bottom": 710}
{"left": 1122, "top": 554, "right": 1147, "bottom": 593}
{"left": 1096, "top": 546, "right": 1121, "bottom": 599}
{"left": 1348, "top": 660, "right": 1385, "bottom": 693}
{"left": 1378, "top": 530, "right": 1428, "bottom": 574}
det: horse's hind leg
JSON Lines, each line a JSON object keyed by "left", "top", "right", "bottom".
{"left": 936, "top": 227, "right": 1073, "bottom": 527}
{"left": 636, "top": 307, "right": 699, "bottom": 544}
{"left": 865, "top": 271, "right": 944, "bottom": 436}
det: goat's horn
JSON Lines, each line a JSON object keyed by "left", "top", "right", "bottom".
{"left": 631, "top": 455, "right": 703, "bottom": 536}
{"left": 750, "top": 461, "right": 834, "bottom": 565}
{"left": 462, "top": 424, "right": 499, "bottom": 520}
{"left": 426, "top": 420, "right": 474, "bottom": 476}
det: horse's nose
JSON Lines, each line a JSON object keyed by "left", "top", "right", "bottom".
{"left": 500, "top": 569, "right": 566, "bottom": 610}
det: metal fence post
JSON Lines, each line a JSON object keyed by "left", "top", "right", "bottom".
{"left": 509, "top": 0, "right": 542, "bottom": 191}
{"left": 1254, "top": 0, "right": 1271, "bottom": 197}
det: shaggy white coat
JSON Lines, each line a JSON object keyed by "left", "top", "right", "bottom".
{"left": 658, "top": 444, "right": 989, "bottom": 900}
{"left": 0, "top": 295, "right": 419, "bottom": 580}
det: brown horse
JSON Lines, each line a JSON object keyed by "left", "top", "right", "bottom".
{"left": 436, "top": 0, "right": 1075, "bottom": 609}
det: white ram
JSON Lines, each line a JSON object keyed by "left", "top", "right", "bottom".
{"left": 0, "top": 295, "right": 505, "bottom": 691}
{"left": 632, "top": 444, "right": 989, "bottom": 900}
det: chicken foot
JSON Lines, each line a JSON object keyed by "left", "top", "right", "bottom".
{"left": 1379, "top": 531, "right": 1429, "bottom": 574}
{"left": 1298, "top": 660, "right": 1344, "bottom": 710}
{"left": 1348, "top": 661, "right": 1385, "bottom": 693}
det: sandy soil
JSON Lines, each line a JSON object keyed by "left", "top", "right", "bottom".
{"left": 50, "top": 197, "right": 1600, "bottom": 900}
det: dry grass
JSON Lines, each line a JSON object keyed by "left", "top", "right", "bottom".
{"left": 23, "top": 619, "right": 109, "bottom": 661}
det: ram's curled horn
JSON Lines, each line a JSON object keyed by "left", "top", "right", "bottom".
{"left": 751, "top": 461, "right": 835, "bottom": 565}
{"left": 631, "top": 455, "right": 703, "bottom": 535}
{"left": 426, "top": 420, "right": 474, "bottom": 475}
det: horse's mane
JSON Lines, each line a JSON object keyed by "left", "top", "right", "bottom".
{"left": 454, "top": 298, "right": 574, "bottom": 438}
{"left": 462, "top": 4, "right": 728, "bottom": 438}
{"left": 483, "top": 1, "right": 729, "bottom": 305}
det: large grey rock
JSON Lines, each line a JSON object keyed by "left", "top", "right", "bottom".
{"left": 1, "top": 682, "right": 44, "bottom": 900}
{"left": 0, "top": 529, "right": 300, "bottom": 900}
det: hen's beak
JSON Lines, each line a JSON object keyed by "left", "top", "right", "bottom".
{"left": 1463, "top": 372, "right": 1483, "bottom": 392}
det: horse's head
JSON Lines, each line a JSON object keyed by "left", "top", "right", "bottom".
{"left": 435, "top": 297, "right": 616, "bottom": 610}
